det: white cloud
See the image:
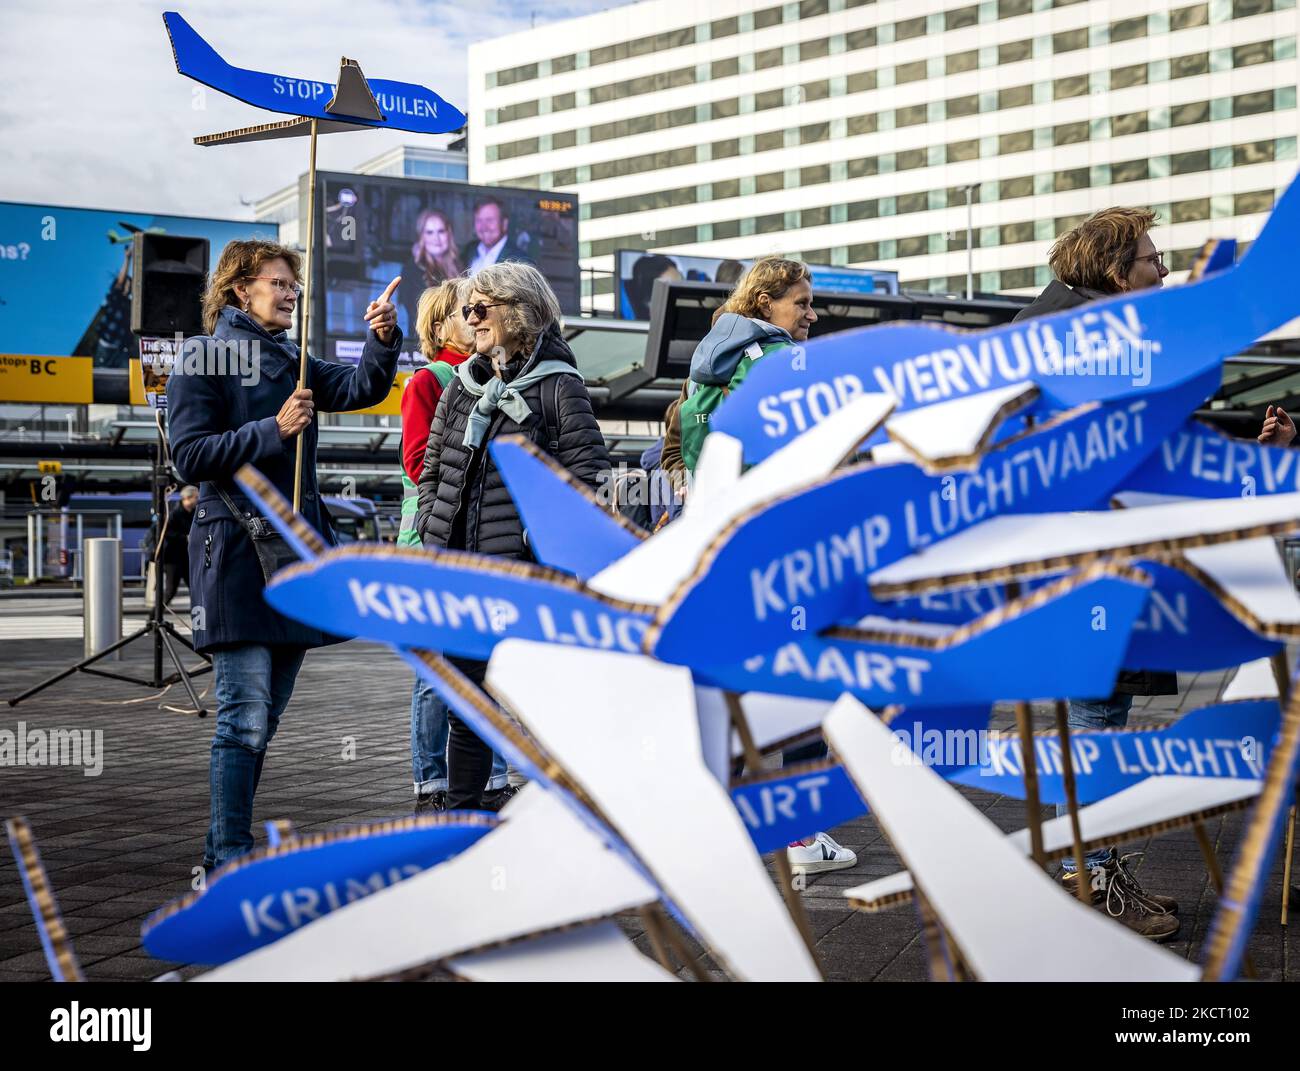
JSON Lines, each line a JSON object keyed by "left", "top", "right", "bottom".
{"left": 0, "top": 0, "right": 624, "bottom": 219}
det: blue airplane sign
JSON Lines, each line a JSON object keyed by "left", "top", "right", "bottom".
{"left": 163, "top": 11, "right": 466, "bottom": 136}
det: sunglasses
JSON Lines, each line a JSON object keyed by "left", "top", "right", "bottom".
{"left": 461, "top": 301, "right": 512, "bottom": 322}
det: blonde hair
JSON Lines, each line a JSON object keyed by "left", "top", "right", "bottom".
{"left": 722, "top": 256, "right": 812, "bottom": 320}
{"left": 1049, "top": 207, "right": 1158, "bottom": 293}
{"left": 202, "top": 239, "right": 302, "bottom": 334}
{"left": 415, "top": 278, "right": 471, "bottom": 360}
{"left": 469, "top": 261, "right": 562, "bottom": 355}
{"left": 411, "top": 209, "right": 463, "bottom": 285}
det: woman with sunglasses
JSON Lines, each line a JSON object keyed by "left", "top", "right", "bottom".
{"left": 415, "top": 261, "right": 609, "bottom": 808}
{"left": 167, "top": 239, "right": 402, "bottom": 873}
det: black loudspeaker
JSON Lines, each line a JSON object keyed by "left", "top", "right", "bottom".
{"left": 131, "top": 233, "right": 210, "bottom": 337}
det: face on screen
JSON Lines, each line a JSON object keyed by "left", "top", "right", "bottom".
{"left": 475, "top": 203, "right": 507, "bottom": 248}
{"left": 420, "top": 216, "right": 451, "bottom": 258}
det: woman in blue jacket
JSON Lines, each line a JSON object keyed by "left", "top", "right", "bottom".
{"left": 167, "top": 239, "right": 401, "bottom": 870}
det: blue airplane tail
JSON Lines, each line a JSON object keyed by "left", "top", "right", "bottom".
{"left": 489, "top": 435, "right": 643, "bottom": 579}
{"left": 1227, "top": 168, "right": 1300, "bottom": 338}
{"left": 163, "top": 12, "right": 230, "bottom": 81}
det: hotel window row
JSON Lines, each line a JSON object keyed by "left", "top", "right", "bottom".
{"left": 571, "top": 96, "right": 1292, "bottom": 223}
{"left": 571, "top": 134, "right": 1294, "bottom": 261}
{"left": 489, "top": 0, "right": 1289, "bottom": 92}
{"left": 487, "top": 33, "right": 1296, "bottom": 163}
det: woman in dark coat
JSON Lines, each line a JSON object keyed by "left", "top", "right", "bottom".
{"left": 416, "top": 261, "right": 609, "bottom": 808}
{"left": 167, "top": 239, "right": 402, "bottom": 870}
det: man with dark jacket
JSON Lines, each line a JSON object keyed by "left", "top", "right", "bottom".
{"left": 416, "top": 262, "right": 608, "bottom": 808}
{"left": 1014, "top": 206, "right": 1180, "bottom": 940}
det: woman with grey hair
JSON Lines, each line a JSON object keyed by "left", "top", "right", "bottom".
{"left": 415, "top": 260, "right": 609, "bottom": 808}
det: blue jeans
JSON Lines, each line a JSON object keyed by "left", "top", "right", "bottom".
{"left": 410, "top": 676, "right": 506, "bottom": 797}
{"left": 204, "top": 644, "right": 306, "bottom": 868}
{"left": 1057, "top": 695, "right": 1133, "bottom": 872}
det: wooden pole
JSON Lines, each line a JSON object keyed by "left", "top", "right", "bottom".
{"left": 1269, "top": 650, "right": 1291, "bottom": 705}
{"left": 1014, "top": 701, "right": 1046, "bottom": 867}
{"left": 292, "top": 117, "right": 319, "bottom": 514}
{"left": 724, "top": 692, "right": 825, "bottom": 978}
{"left": 1282, "top": 807, "right": 1296, "bottom": 927}
{"left": 1193, "top": 820, "right": 1257, "bottom": 980}
{"left": 1270, "top": 650, "right": 1295, "bottom": 927}
{"left": 1053, "top": 700, "right": 1091, "bottom": 904}
{"left": 915, "top": 889, "right": 956, "bottom": 981}
{"left": 654, "top": 907, "right": 711, "bottom": 982}
{"left": 5, "top": 818, "right": 83, "bottom": 982}
{"left": 1203, "top": 653, "right": 1300, "bottom": 979}
{"left": 637, "top": 906, "right": 674, "bottom": 973}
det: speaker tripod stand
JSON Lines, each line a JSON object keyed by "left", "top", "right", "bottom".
{"left": 8, "top": 419, "right": 211, "bottom": 716}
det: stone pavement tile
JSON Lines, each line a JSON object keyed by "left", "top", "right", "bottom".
{"left": 819, "top": 912, "right": 926, "bottom": 982}
{"left": 84, "top": 956, "right": 172, "bottom": 981}
{"left": 35, "top": 898, "right": 151, "bottom": 922}
{"left": 0, "top": 929, "right": 41, "bottom": 959}
{"left": 802, "top": 905, "right": 855, "bottom": 941}
{"left": 804, "top": 867, "right": 886, "bottom": 890}
{"left": 0, "top": 949, "right": 67, "bottom": 973}
{"left": 0, "top": 912, "right": 40, "bottom": 935}
{"left": 0, "top": 969, "right": 56, "bottom": 982}
{"left": 70, "top": 934, "right": 144, "bottom": 960}
{"left": 60, "top": 914, "right": 144, "bottom": 939}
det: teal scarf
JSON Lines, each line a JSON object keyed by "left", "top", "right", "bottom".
{"left": 456, "top": 358, "right": 583, "bottom": 448}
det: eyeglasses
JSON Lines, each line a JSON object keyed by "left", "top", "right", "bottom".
{"left": 246, "top": 276, "right": 303, "bottom": 296}
{"left": 1132, "top": 251, "right": 1165, "bottom": 269}
{"left": 461, "top": 301, "right": 511, "bottom": 322}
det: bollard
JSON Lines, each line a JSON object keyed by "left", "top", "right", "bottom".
{"left": 83, "top": 538, "right": 122, "bottom": 661}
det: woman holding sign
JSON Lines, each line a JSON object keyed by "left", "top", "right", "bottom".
{"left": 415, "top": 261, "right": 609, "bottom": 808}
{"left": 167, "top": 239, "right": 402, "bottom": 872}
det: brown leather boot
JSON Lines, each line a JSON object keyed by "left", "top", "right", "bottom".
{"left": 1059, "top": 851, "right": 1179, "bottom": 913}
{"left": 1110, "top": 851, "right": 1179, "bottom": 914}
{"left": 1059, "top": 852, "right": 1180, "bottom": 942}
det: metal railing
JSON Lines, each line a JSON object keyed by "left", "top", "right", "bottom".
{"left": 22, "top": 510, "right": 128, "bottom": 583}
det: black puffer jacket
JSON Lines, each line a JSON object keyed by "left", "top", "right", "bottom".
{"left": 416, "top": 324, "right": 609, "bottom": 558}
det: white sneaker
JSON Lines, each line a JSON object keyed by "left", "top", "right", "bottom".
{"left": 786, "top": 832, "right": 857, "bottom": 874}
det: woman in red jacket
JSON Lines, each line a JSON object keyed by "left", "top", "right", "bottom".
{"left": 400, "top": 278, "right": 510, "bottom": 810}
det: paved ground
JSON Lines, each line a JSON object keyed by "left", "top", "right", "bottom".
{"left": 0, "top": 596, "right": 1297, "bottom": 982}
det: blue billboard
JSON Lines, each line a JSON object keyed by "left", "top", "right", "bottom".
{"left": 0, "top": 201, "right": 278, "bottom": 368}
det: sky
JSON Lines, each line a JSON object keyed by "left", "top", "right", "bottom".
{"left": 0, "top": 0, "right": 628, "bottom": 220}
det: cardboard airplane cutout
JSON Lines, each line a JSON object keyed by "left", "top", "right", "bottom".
{"left": 142, "top": 814, "right": 497, "bottom": 964}
{"left": 486, "top": 641, "right": 822, "bottom": 982}
{"left": 846, "top": 775, "right": 1264, "bottom": 913}
{"left": 823, "top": 695, "right": 1200, "bottom": 981}
{"left": 163, "top": 12, "right": 466, "bottom": 143}
{"left": 867, "top": 492, "right": 1300, "bottom": 599}
{"left": 710, "top": 173, "right": 1300, "bottom": 463}
{"left": 203, "top": 788, "right": 661, "bottom": 981}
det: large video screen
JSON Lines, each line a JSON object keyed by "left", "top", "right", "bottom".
{"left": 615, "top": 250, "right": 900, "bottom": 320}
{"left": 317, "top": 172, "right": 579, "bottom": 362}
{"left": 0, "top": 202, "right": 277, "bottom": 368}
